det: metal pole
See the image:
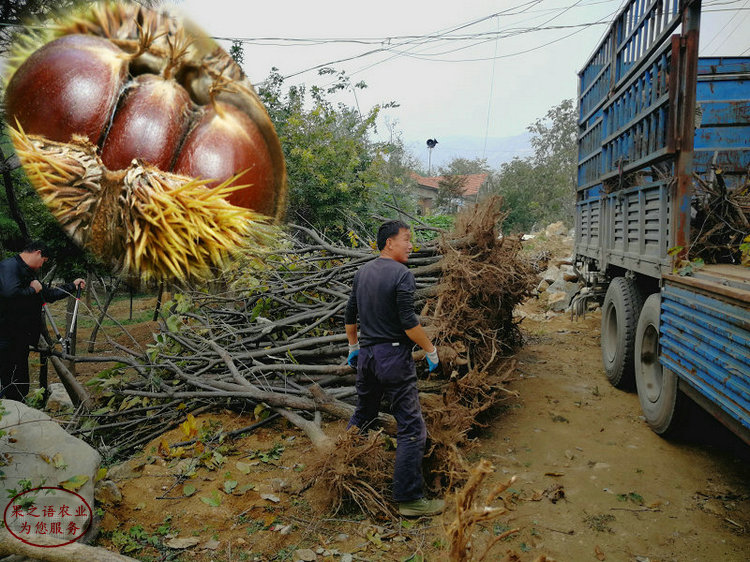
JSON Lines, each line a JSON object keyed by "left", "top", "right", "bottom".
{"left": 672, "top": 0, "right": 701, "bottom": 264}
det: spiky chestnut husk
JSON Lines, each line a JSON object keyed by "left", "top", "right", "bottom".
{"left": 3, "top": 1, "right": 286, "bottom": 283}
{"left": 10, "top": 126, "right": 277, "bottom": 284}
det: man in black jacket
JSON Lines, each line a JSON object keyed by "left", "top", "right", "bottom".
{"left": 344, "top": 220, "right": 444, "bottom": 517}
{"left": 0, "top": 241, "right": 85, "bottom": 402}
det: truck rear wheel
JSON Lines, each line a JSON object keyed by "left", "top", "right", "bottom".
{"left": 635, "top": 293, "right": 685, "bottom": 435}
{"left": 601, "top": 277, "right": 643, "bottom": 389}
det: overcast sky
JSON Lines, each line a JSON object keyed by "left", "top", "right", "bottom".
{"left": 163, "top": 0, "right": 749, "bottom": 151}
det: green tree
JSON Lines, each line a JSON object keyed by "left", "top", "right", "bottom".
{"left": 435, "top": 175, "right": 466, "bottom": 214}
{"left": 526, "top": 98, "right": 577, "bottom": 225}
{"left": 229, "top": 40, "right": 244, "bottom": 67}
{"left": 493, "top": 99, "right": 577, "bottom": 233}
{"left": 439, "top": 157, "right": 491, "bottom": 176}
{"left": 258, "top": 68, "right": 400, "bottom": 236}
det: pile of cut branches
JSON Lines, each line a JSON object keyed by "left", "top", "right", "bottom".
{"left": 691, "top": 171, "right": 750, "bottom": 264}
{"left": 59, "top": 197, "right": 536, "bottom": 516}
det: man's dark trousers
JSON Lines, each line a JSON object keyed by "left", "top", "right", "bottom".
{"left": 0, "top": 337, "right": 30, "bottom": 402}
{"left": 348, "top": 342, "right": 426, "bottom": 502}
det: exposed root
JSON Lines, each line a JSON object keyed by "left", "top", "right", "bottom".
{"left": 301, "top": 428, "right": 396, "bottom": 520}
{"left": 444, "top": 459, "right": 518, "bottom": 562}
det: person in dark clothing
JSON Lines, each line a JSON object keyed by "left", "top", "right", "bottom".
{"left": 344, "top": 220, "right": 444, "bottom": 517}
{"left": 0, "top": 240, "right": 85, "bottom": 402}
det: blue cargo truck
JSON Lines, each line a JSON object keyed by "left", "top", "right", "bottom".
{"left": 574, "top": 0, "right": 749, "bottom": 443}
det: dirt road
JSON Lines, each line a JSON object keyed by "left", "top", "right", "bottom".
{"left": 476, "top": 299, "right": 750, "bottom": 561}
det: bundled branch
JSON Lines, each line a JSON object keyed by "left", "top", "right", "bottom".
{"left": 58, "top": 198, "right": 536, "bottom": 516}
{"left": 691, "top": 171, "right": 750, "bottom": 264}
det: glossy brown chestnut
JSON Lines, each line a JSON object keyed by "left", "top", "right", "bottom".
{"left": 101, "top": 74, "right": 192, "bottom": 171}
{"left": 173, "top": 101, "right": 276, "bottom": 215}
{"left": 5, "top": 34, "right": 128, "bottom": 145}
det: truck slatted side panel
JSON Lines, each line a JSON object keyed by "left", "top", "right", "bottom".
{"left": 599, "top": 181, "right": 672, "bottom": 276}
{"left": 660, "top": 282, "right": 750, "bottom": 434}
{"left": 575, "top": 197, "right": 601, "bottom": 258}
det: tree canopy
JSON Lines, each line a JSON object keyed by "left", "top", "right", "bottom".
{"left": 492, "top": 98, "right": 577, "bottom": 233}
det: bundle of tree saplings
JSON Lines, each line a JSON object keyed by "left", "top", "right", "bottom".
{"left": 61, "top": 198, "right": 536, "bottom": 516}
{"left": 690, "top": 171, "right": 750, "bottom": 265}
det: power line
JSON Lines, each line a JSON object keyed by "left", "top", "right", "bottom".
{"left": 702, "top": 0, "right": 749, "bottom": 51}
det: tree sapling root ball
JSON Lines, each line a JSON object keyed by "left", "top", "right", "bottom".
{"left": 3, "top": 1, "right": 287, "bottom": 283}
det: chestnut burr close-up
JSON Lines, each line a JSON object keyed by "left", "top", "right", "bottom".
{"left": 3, "top": 1, "right": 287, "bottom": 283}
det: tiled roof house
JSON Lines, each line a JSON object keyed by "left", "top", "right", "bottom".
{"left": 410, "top": 172, "right": 488, "bottom": 214}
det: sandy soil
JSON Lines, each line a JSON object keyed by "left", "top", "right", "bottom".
{"left": 38, "top": 284, "right": 749, "bottom": 561}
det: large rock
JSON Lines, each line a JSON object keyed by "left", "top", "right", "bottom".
{"left": 547, "top": 291, "right": 570, "bottom": 312}
{"left": 545, "top": 221, "right": 567, "bottom": 237}
{"left": 541, "top": 264, "right": 560, "bottom": 284}
{"left": 544, "top": 279, "right": 582, "bottom": 312}
{"left": 0, "top": 399, "right": 100, "bottom": 541}
{"left": 561, "top": 264, "right": 579, "bottom": 282}
{"left": 46, "top": 382, "right": 74, "bottom": 412}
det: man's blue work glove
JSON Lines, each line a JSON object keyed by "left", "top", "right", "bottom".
{"left": 347, "top": 343, "right": 360, "bottom": 368}
{"left": 426, "top": 347, "right": 439, "bottom": 373}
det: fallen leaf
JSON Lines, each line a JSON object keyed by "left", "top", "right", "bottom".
{"left": 236, "top": 461, "right": 252, "bottom": 474}
{"left": 200, "top": 491, "right": 222, "bottom": 507}
{"left": 58, "top": 474, "right": 89, "bottom": 492}
{"left": 595, "top": 545, "right": 605, "bottom": 560}
{"left": 202, "top": 539, "right": 220, "bottom": 550}
{"left": 95, "top": 467, "right": 107, "bottom": 482}
{"left": 166, "top": 537, "right": 200, "bottom": 549}
{"left": 223, "top": 480, "right": 238, "bottom": 494}
{"left": 261, "top": 493, "right": 280, "bottom": 503}
{"left": 183, "top": 484, "right": 197, "bottom": 497}
{"left": 238, "top": 483, "right": 255, "bottom": 494}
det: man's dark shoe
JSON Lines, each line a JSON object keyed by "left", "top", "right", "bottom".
{"left": 398, "top": 497, "right": 445, "bottom": 517}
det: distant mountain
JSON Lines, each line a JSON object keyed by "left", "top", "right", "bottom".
{"left": 406, "top": 132, "right": 533, "bottom": 173}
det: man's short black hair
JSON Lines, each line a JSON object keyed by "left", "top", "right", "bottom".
{"left": 377, "top": 220, "right": 410, "bottom": 251}
{"left": 22, "top": 240, "right": 49, "bottom": 256}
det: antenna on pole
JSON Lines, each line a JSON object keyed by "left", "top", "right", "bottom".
{"left": 426, "top": 138, "right": 438, "bottom": 175}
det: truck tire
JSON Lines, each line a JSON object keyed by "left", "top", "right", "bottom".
{"left": 601, "top": 277, "right": 643, "bottom": 389}
{"left": 635, "top": 293, "right": 686, "bottom": 435}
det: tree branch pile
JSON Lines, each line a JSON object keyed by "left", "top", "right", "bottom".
{"left": 691, "top": 171, "right": 750, "bottom": 264}
{"left": 62, "top": 197, "right": 536, "bottom": 516}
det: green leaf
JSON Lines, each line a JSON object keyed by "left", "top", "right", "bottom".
{"left": 200, "top": 491, "right": 222, "bottom": 507}
{"left": 183, "top": 484, "right": 196, "bottom": 497}
{"left": 236, "top": 461, "right": 252, "bottom": 475}
{"left": 166, "top": 315, "right": 181, "bottom": 333}
{"left": 223, "top": 480, "right": 238, "bottom": 494}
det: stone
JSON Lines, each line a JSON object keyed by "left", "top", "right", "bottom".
{"left": 270, "top": 478, "right": 289, "bottom": 492}
{"left": 94, "top": 479, "right": 122, "bottom": 505}
{"left": 542, "top": 264, "right": 560, "bottom": 284}
{"left": 552, "top": 255, "right": 574, "bottom": 267}
{"left": 294, "top": 548, "right": 317, "bottom": 561}
{"left": 536, "top": 278, "right": 551, "bottom": 292}
{"left": 0, "top": 399, "right": 100, "bottom": 530}
{"left": 45, "top": 382, "right": 74, "bottom": 412}
{"left": 166, "top": 537, "right": 200, "bottom": 549}
{"left": 545, "top": 221, "right": 567, "bottom": 237}
{"left": 547, "top": 291, "right": 569, "bottom": 312}
{"left": 561, "top": 264, "right": 579, "bottom": 282}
